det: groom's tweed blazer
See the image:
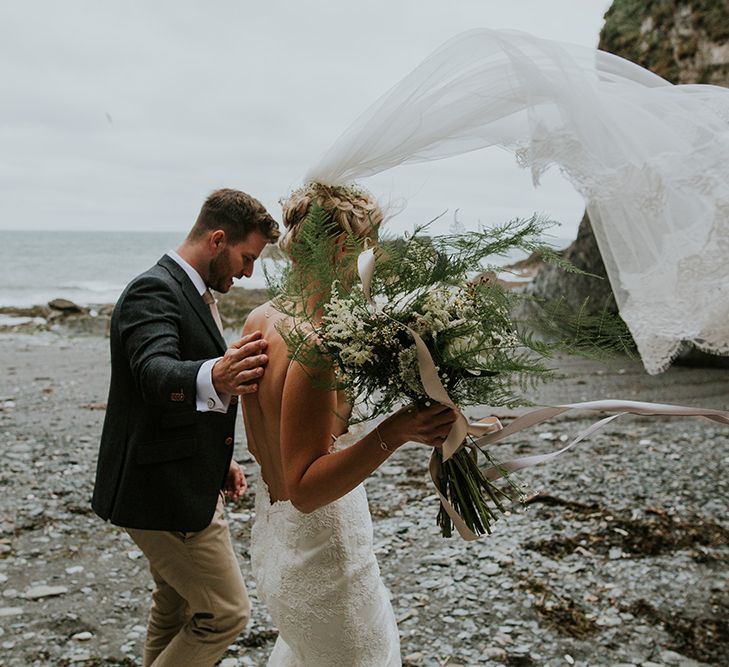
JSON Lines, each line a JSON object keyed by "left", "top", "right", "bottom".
{"left": 92, "top": 255, "right": 237, "bottom": 532}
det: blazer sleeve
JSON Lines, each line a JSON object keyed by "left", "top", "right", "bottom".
{"left": 117, "top": 274, "right": 204, "bottom": 407}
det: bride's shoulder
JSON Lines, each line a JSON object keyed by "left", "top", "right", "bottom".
{"left": 243, "top": 301, "right": 305, "bottom": 340}
{"left": 246, "top": 301, "right": 271, "bottom": 321}
{"left": 243, "top": 302, "right": 268, "bottom": 333}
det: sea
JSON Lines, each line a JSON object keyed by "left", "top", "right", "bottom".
{"left": 0, "top": 229, "right": 271, "bottom": 309}
{"left": 0, "top": 229, "right": 572, "bottom": 309}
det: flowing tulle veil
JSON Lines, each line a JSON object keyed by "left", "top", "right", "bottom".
{"left": 304, "top": 29, "right": 729, "bottom": 374}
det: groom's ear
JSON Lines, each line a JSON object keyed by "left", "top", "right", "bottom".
{"left": 209, "top": 229, "right": 227, "bottom": 253}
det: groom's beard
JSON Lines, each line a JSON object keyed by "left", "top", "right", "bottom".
{"left": 207, "top": 252, "right": 235, "bottom": 293}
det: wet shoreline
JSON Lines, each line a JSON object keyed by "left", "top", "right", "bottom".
{"left": 0, "top": 286, "right": 270, "bottom": 338}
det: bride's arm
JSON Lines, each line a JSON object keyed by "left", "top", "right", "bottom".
{"left": 281, "top": 360, "right": 456, "bottom": 513}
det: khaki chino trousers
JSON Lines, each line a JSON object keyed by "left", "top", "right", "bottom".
{"left": 126, "top": 496, "right": 250, "bottom": 667}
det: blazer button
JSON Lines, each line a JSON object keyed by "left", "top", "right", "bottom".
{"left": 207, "top": 398, "right": 216, "bottom": 409}
{"left": 225, "top": 436, "right": 233, "bottom": 446}
{"left": 230, "top": 396, "right": 239, "bottom": 405}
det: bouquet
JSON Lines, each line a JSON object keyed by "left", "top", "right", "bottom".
{"left": 272, "top": 191, "right": 633, "bottom": 538}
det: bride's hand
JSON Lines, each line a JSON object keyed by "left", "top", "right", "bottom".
{"left": 378, "top": 403, "right": 458, "bottom": 450}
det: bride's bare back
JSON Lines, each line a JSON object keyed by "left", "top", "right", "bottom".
{"left": 240, "top": 185, "right": 456, "bottom": 514}
{"left": 241, "top": 301, "right": 350, "bottom": 503}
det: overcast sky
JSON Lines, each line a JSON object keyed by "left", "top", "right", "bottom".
{"left": 1, "top": 1, "right": 612, "bottom": 239}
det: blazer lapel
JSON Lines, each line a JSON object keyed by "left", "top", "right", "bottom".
{"left": 157, "top": 256, "right": 227, "bottom": 354}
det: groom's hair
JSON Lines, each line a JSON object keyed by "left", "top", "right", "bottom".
{"left": 189, "top": 189, "right": 280, "bottom": 244}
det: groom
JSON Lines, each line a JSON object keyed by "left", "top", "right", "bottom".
{"left": 92, "top": 189, "right": 279, "bottom": 666}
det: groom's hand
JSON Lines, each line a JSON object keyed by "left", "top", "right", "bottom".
{"left": 212, "top": 331, "right": 268, "bottom": 395}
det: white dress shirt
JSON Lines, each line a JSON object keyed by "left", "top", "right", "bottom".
{"left": 166, "top": 250, "right": 231, "bottom": 414}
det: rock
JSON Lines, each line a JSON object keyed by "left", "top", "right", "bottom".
{"left": 602, "top": 0, "right": 729, "bottom": 86}
{"left": 480, "top": 647, "right": 507, "bottom": 660}
{"left": 25, "top": 585, "right": 68, "bottom": 599}
{"left": 0, "top": 315, "right": 41, "bottom": 327}
{"left": 658, "top": 650, "right": 691, "bottom": 665}
{"left": 0, "top": 607, "right": 24, "bottom": 617}
{"left": 48, "top": 299, "right": 83, "bottom": 313}
{"left": 608, "top": 547, "right": 623, "bottom": 560}
{"left": 596, "top": 613, "right": 623, "bottom": 627}
{"left": 59, "top": 314, "right": 110, "bottom": 336}
{"left": 380, "top": 465, "right": 405, "bottom": 476}
{"left": 65, "top": 648, "right": 92, "bottom": 662}
{"left": 515, "top": 213, "right": 618, "bottom": 322}
{"left": 72, "top": 631, "right": 93, "bottom": 641}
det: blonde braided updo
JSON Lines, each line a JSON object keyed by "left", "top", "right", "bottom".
{"left": 279, "top": 182, "right": 383, "bottom": 256}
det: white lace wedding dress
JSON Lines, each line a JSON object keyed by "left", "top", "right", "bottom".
{"left": 250, "top": 439, "right": 401, "bottom": 666}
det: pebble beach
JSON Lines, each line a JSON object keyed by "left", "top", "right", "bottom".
{"left": 0, "top": 322, "right": 728, "bottom": 666}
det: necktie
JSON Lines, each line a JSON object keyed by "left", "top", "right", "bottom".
{"left": 202, "top": 289, "right": 224, "bottom": 336}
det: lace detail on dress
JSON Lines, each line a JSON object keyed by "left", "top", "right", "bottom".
{"left": 250, "top": 438, "right": 401, "bottom": 666}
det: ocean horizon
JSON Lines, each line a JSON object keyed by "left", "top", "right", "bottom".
{"left": 0, "top": 228, "right": 573, "bottom": 309}
{"left": 0, "top": 229, "right": 270, "bottom": 309}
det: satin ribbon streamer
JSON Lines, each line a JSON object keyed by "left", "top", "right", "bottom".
{"left": 357, "top": 249, "right": 729, "bottom": 540}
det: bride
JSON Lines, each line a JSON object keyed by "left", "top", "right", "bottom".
{"left": 242, "top": 183, "right": 457, "bottom": 666}
{"left": 240, "top": 25, "right": 729, "bottom": 665}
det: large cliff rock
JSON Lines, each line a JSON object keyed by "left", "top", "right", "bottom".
{"left": 527, "top": 0, "right": 729, "bottom": 336}
{"left": 600, "top": 0, "right": 729, "bottom": 85}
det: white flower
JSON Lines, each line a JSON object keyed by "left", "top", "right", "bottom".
{"left": 340, "top": 345, "right": 375, "bottom": 367}
{"left": 409, "top": 286, "right": 473, "bottom": 335}
{"left": 445, "top": 334, "right": 481, "bottom": 359}
{"left": 397, "top": 347, "right": 422, "bottom": 395}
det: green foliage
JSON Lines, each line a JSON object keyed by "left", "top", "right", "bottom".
{"left": 271, "top": 208, "right": 631, "bottom": 424}
{"left": 270, "top": 205, "right": 634, "bottom": 538}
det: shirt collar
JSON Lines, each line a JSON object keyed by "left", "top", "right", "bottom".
{"left": 166, "top": 250, "right": 207, "bottom": 296}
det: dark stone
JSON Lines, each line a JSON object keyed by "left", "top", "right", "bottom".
{"left": 48, "top": 298, "right": 83, "bottom": 313}
{"left": 527, "top": 213, "right": 617, "bottom": 316}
